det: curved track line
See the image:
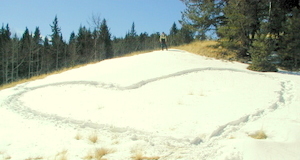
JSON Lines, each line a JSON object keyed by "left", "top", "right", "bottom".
{"left": 122, "top": 67, "right": 259, "bottom": 90}
{"left": 3, "top": 67, "right": 285, "bottom": 142}
{"left": 208, "top": 79, "right": 293, "bottom": 139}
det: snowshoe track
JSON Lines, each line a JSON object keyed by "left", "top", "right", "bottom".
{"left": 3, "top": 67, "right": 290, "bottom": 145}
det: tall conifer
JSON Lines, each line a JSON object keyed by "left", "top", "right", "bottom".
{"left": 99, "top": 19, "right": 113, "bottom": 59}
{"left": 50, "top": 16, "right": 64, "bottom": 70}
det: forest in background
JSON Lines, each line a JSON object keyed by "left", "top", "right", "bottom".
{"left": 0, "top": 15, "right": 193, "bottom": 86}
{"left": 2, "top": 0, "right": 300, "bottom": 86}
{"left": 180, "top": 0, "right": 300, "bottom": 72}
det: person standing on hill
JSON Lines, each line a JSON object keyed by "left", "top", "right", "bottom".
{"left": 159, "top": 32, "right": 168, "bottom": 51}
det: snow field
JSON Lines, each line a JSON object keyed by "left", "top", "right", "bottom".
{"left": 0, "top": 50, "right": 300, "bottom": 160}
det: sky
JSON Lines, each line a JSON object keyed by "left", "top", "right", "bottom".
{"left": 0, "top": 0, "right": 186, "bottom": 40}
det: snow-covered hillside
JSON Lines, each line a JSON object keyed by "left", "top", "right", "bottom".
{"left": 1, "top": 49, "right": 300, "bottom": 160}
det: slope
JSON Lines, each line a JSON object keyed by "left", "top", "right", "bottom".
{"left": 0, "top": 49, "right": 300, "bottom": 160}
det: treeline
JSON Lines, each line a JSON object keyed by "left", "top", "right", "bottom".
{"left": 113, "top": 22, "right": 193, "bottom": 56}
{"left": 181, "top": 0, "right": 300, "bottom": 71}
{"left": 0, "top": 16, "right": 193, "bottom": 86}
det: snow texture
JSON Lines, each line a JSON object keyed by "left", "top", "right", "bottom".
{"left": 1, "top": 49, "right": 300, "bottom": 160}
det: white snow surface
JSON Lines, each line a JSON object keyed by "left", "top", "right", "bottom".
{"left": 1, "top": 49, "right": 300, "bottom": 160}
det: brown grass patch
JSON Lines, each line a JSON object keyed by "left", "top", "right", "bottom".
{"left": 95, "top": 148, "right": 115, "bottom": 159}
{"left": 88, "top": 132, "right": 99, "bottom": 144}
{"left": 131, "top": 152, "right": 160, "bottom": 160}
{"left": 174, "top": 40, "right": 236, "bottom": 60}
{"left": 83, "top": 151, "right": 94, "bottom": 160}
{"left": 54, "top": 149, "right": 68, "bottom": 160}
{"left": 74, "top": 132, "right": 83, "bottom": 140}
{"left": 25, "top": 156, "right": 43, "bottom": 160}
{"left": 83, "top": 148, "right": 114, "bottom": 160}
{"left": 249, "top": 130, "right": 267, "bottom": 139}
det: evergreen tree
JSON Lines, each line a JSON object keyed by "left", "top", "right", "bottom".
{"left": 19, "top": 27, "right": 32, "bottom": 78}
{"left": 181, "top": 0, "right": 300, "bottom": 71}
{"left": 112, "top": 36, "right": 125, "bottom": 57}
{"left": 248, "top": 36, "right": 277, "bottom": 72}
{"left": 218, "top": 0, "right": 257, "bottom": 57}
{"left": 31, "top": 27, "right": 42, "bottom": 76}
{"left": 67, "top": 32, "right": 79, "bottom": 66}
{"left": 178, "top": 25, "right": 194, "bottom": 44}
{"left": 268, "top": 0, "right": 286, "bottom": 36}
{"left": 279, "top": 7, "right": 300, "bottom": 70}
{"left": 169, "top": 22, "right": 179, "bottom": 46}
{"left": 10, "top": 34, "right": 20, "bottom": 82}
{"left": 50, "top": 16, "right": 61, "bottom": 46}
{"left": 170, "top": 22, "right": 178, "bottom": 35}
{"left": 180, "top": 0, "right": 226, "bottom": 40}
{"left": 138, "top": 32, "right": 148, "bottom": 51}
{"left": 148, "top": 32, "right": 160, "bottom": 49}
{"left": 50, "top": 16, "right": 64, "bottom": 70}
{"left": 76, "top": 26, "right": 93, "bottom": 63}
{"left": 0, "top": 24, "right": 12, "bottom": 84}
{"left": 169, "top": 23, "right": 194, "bottom": 46}
{"left": 129, "top": 22, "right": 137, "bottom": 37}
{"left": 99, "top": 19, "right": 113, "bottom": 59}
{"left": 124, "top": 22, "right": 138, "bottom": 53}
{"left": 41, "top": 36, "right": 52, "bottom": 73}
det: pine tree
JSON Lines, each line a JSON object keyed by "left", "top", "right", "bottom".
{"left": 31, "top": 27, "right": 42, "bottom": 76}
{"left": 67, "top": 32, "right": 79, "bottom": 66}
{"left": 10, "top": 34, "right": 20, "bottom": 82}
{"left": 76, "top": 26, "right": 93, "bottom": 63}
{"left": 178, "top": 25, "right": 194, "bottom": 44}
{"left": 0, "top": 24, "right": 12, "bottom": 84}
{"left": 170, "top": 22, "right": 178, "bottom": 35}
{"left": 99, "top": 19, "right": 113, "bottom": 59}
{"left": 50, "top": 16, "right": 64, "bottom": 70}
{"left": 124, "top": 22, "right": 138, "bottom": 53}
{"left": 19, "top": 27, "right": 32, "bottom": 78}
{"left": 41, "top": 36, "right": 52, "bottom": 73}
{"left": 218, "top": 0, "right": 258, "bottom": 58}
{"left": 138, "top": 32, "right": 148, "bottom": 51}
{"left": 50, "top": 16, "right": 61, "bottom": 46}
{"left": 129, "top": 22, "right": 137, "bottom": 37}
{"left": 279, "top": 7, "right": 300, "bottom": 70}
{"left": 180, "top": 0, "right": 226, "bottom": 40}
{"left": 169, "top": 22, "right": 179, "bottom": 46}
{"left": 247, "top": 36, "right": 277, "bottom": 72}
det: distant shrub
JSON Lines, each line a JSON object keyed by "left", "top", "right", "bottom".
{"left": 247, "top": 62, "right": 278, "bottom": 72}
{"left": 248, "top": 37, "right": 278, "bottom": 72}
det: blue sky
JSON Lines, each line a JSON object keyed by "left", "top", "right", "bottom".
{"left": 0, "top": 0, "right": 186, "bottom": 40}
